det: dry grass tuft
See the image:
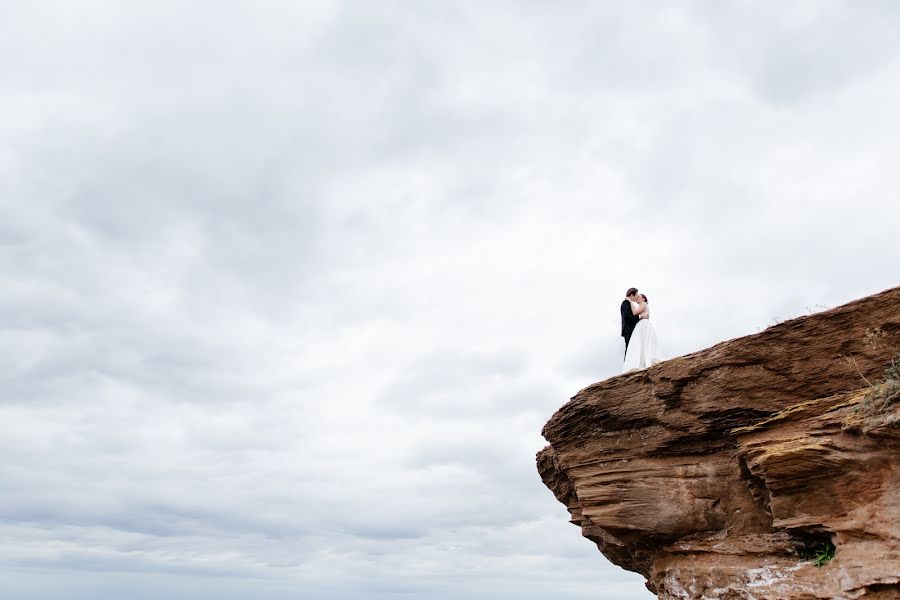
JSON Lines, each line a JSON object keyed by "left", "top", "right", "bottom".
{"left": 849, "top": 355, "right": 900, "bottom": 432}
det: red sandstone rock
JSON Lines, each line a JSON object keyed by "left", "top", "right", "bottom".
{"left": 538, "top": 286, "right": 900, "bottom": 599}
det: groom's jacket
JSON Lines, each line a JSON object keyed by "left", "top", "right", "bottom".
{"left": 621, "top": 300, "right": 640, "bottom": 342}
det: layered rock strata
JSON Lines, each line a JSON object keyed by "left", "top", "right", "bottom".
{"left": 538, "top": 286, "right": 900, "bottom": 599}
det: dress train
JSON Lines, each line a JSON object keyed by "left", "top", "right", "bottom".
{"left": 623, "top": 319, "right": 661, "bottom": 373}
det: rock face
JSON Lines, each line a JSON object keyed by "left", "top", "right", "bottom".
{"left": 537, "top": 287, "right": 900, "bottom": 599}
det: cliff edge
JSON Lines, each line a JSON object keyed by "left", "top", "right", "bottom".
{"left": 537, "top": 286, "right": 900, "bottom": 599}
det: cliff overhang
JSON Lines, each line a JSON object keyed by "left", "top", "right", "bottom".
{"left": 537, "top": 287, "right": 900, "bottom": 599}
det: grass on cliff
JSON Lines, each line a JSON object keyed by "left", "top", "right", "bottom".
{"left": 810, "top": 542, "right": 836, "bottom": 567}
{"left": 850, "top": 355, "right": 900, "bottom": 431}
{"left": 796, "top": 535, "right": 836, "bottom": 567}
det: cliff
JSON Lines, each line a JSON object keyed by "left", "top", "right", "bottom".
{"left": 537, "top": 286, "right": 900, "bottom": 599}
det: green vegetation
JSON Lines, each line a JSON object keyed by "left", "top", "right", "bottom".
{"left": 812, "top": 542, "right": 836, "bottom": 567}
{"left": 799, "top": 539, "right": 836, "bottom": 567}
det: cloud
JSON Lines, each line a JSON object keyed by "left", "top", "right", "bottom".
{"left": 1, "top": 1, "right": 898, "bottom": 599}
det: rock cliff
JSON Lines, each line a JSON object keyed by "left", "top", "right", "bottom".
{"left": 537, "top": 286, "right": 900, "bottom": 599}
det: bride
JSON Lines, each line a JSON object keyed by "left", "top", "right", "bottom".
{"left": 623, "top": 293, "right": 661, "bottom": 373}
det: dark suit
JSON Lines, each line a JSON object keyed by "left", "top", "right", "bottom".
{"left": 621, "top": 299, "right": 640, "bottom": 354}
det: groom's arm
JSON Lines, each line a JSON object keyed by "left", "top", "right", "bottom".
{"left": 620, "top": 300, "right": 639, "bottom": 334}
{"left": 621, "top": 301, "right": 639, "bottom": 326}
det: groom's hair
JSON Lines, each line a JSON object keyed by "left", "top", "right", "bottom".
{"left": 626, "top": 287, "right": 638, "bottom": 297}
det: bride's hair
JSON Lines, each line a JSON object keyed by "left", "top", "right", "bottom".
{"left": 640, "top": 294, "right": 648, "bottom": 303}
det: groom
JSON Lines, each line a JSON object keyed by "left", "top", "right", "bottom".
{"left": 621, "top": 287, "right": 640, "bottom": 356}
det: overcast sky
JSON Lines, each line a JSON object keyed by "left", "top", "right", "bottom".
{"left": 1, "top": 1, "right": 899, "bottom": 599}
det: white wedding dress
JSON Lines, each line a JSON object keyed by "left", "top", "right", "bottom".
{"left": 623, "top": 302, "right": 661, "bottom": 373}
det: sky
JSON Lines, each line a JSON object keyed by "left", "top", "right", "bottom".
{"left": 1, "top": 1, "right": 899, "bottom": 599}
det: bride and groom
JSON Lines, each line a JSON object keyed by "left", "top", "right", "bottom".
{"left": 620, "top": 287, "right": 661, "bottom": 373}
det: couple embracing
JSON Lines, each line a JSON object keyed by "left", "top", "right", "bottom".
{"left": 620, "top": 287, "right": 661, "bottom": 373}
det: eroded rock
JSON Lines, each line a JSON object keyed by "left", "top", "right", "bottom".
{"left": 538, "top": 286, "right": 900, "bottom": 599}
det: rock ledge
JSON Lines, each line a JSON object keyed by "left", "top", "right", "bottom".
{"left": 537, "top": 287, "right": 900, "bottom": 599}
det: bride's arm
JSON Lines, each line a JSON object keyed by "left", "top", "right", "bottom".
{"left": 630, "top": 302, "right": 642, "bottom": 316}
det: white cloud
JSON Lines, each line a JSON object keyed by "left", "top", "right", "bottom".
{"left": 1, "top": 1, "right": 898, "bottom": 598}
